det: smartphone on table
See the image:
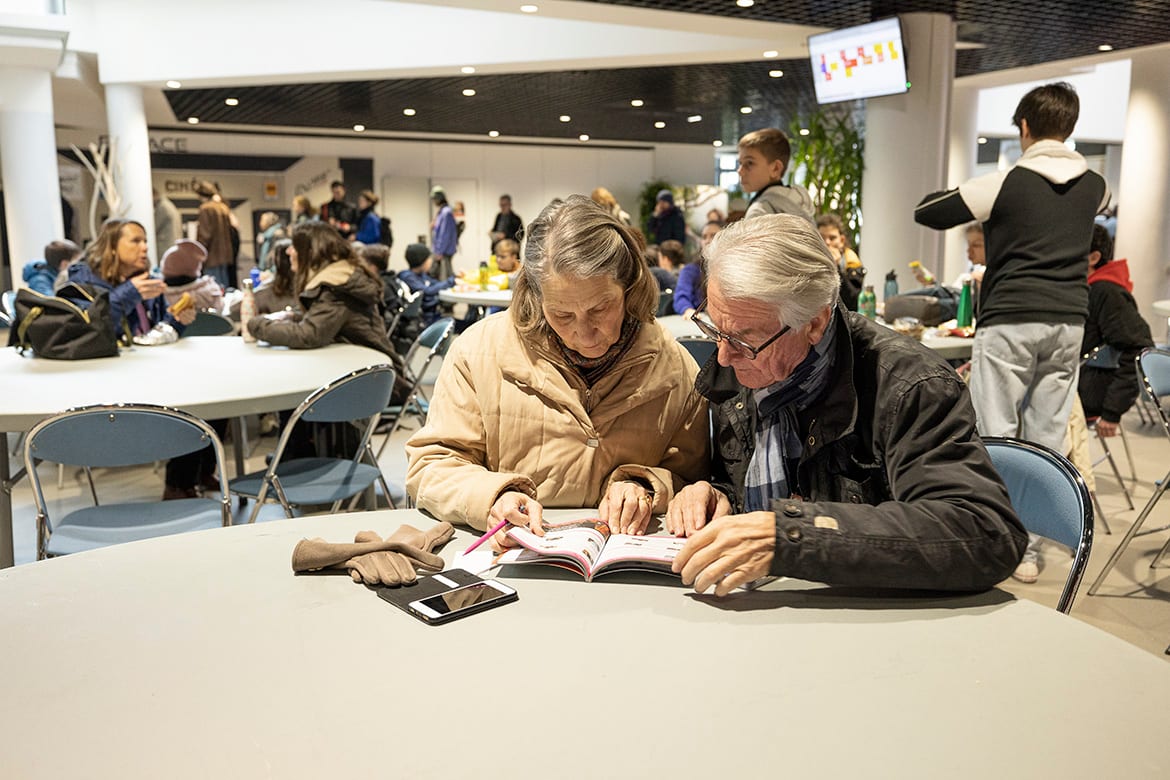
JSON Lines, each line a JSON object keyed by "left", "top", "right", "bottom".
{"left": 378, "top": 569, "right": 518, "bottom": 625}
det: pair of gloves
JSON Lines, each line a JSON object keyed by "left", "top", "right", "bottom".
{"left": 291, "top": 522, "right": 455, "bottom": 585}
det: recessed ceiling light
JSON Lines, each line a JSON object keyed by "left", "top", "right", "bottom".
{"left": 165, "top": 80, "right": 181, "bottom": 89}
{"left": 462, "top": 88, "right": 476, "bottom": 97}
{"left": 977, "top": 137, "right": 988, "bottom": 145}
{"left": 654, "top": 121, "right": 666, "bottom": 128}
{"left": 559, "top": 115, "right": 571, "bottom": 122}
{"left": 488, "top": 130, "right": 500, "bottom": 138}
{"left": 353, "top": 124, "right": 365, "bottom": 132}
{"left": 630, "top": 99, "right": 644, "bottom": 107}
{"left": 224, "top": 98, "right": 239, "bottom": 106}
{"left": 578, "top": 134, "right": 589, "bottom": 142}
{"left": 799, "top": 128, "right": 810, "bottom": 136}
{"left": 736, "top": 0, "right": 754, "bottom": 7}
{"left": 187, "top": 117, "right": 199, "bottom": 124}
{"left": 739, "top": 106, "right": 753, "bottom": 114}
{"left": 687, "top": 115, "right": 702, "bottom": 123}
{"left": 520, "top": 4, "right": 538, "bottom": 12}
{"left": 763, "top": 50, "right": 778, "bottom": 58}
{"left": 403, "top": 108, "right": 416, "bottom": 116}
{"left": 461, "top": 66, "right": 476, "bottom": 74}
{"left": 769, "top": 69, "right": 784, "bottom": 78}
{"left": 1098, "top": 44, "right": 1114, "bottom": 52}
{"left": 713, "top": 140, "right": 724, "bottom": 147}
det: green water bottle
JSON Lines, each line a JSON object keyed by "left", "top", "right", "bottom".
{"left": 859, "top": 285, "right": 877, "bottom": 320}
{"left": 956, "top": 277, "right": 974, "bottom": 328}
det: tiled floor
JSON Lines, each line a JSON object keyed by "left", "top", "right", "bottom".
{"left": 7, "top": 403, "right": 1170, "bottom": 659}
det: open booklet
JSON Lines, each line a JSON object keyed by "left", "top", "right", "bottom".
{"left": 493, "top": 518, "right": 685, "bottom": 581}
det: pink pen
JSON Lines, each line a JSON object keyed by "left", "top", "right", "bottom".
{"left": 463, "top": 505, "right": 528, "bottom": 555}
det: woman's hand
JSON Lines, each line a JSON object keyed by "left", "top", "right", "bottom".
{"left": 487, "top": 491, "right": 544, "bottom": 552}
{"left": 174, "top": 306, "right": 196, "bottom": 325}
{"left": 598, "top": 480, "right": 654, "bottom": 535}
{"left": 665, "top": 481, "right": 731, "bottom": 537}
{"left": 130, "top": 275, "right": 166, "bottom": 301}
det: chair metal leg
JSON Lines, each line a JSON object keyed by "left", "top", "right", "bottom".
{"left": 1089, "top": 491, "right": 1112, "bottom": 535}
{"left": 1151, "top": 532, "right": 1170, "bottom": 569}
{"left": 1118, "top": 424, "right": 1137, "bottom": 483}
{"left": 1096, "top": 435, "right": 1134, "bottom": 510}
{"left": 1088, "top": 467, "right": 1170, "bottom": 594}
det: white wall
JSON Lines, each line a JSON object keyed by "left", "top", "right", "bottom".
{"left": 57, "top": 126, "right": 716, "bottom": 272}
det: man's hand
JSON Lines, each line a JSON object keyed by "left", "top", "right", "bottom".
{"left": 671, "top": 511, "right": 775, "bottom": 597}
{"left": 665, "top": 481, "right": 731, "bottom": 537}
{"left": 1095, "top": 419, "right": 1120, "bottom": 438}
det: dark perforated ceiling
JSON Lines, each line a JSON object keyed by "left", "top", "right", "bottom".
{"left": 163, "top": 0, "right": 1170, "bottom": 145}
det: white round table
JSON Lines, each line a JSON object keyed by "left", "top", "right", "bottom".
{"left": 0, "top": 338, "right": 389, "bottom": 567}
{"left": 438, "top": 288, "right": 512, "bottom": 308}
{"left": 0, "top": 508, "right": 1166, "bottom": 778}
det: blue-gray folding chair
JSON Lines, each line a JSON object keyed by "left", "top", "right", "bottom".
{"left": 984, "top": 436, "right": 1093, "bottom": 614}
{"left": 23, "top": 403, "right": 231, "bottom": 560}
{"left": 678, "top": 335, "right": 717, "bottom": 367}
{"left": 1081, "top": 344, "right": 1136, "bottom": 499}
{"left": 1089, "top": 348, "right": 1170, "bottom": 594}
{"left": 376, "top": 317, "right": 456, "bottom": 456}
{"left": 229, "top": 364, "right": 396, "bottom": 524}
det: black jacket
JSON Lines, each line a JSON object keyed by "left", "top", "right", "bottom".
{"left": 695, "top": 309, "right": 1027, "bottom": 592}
{"left": 1079, "top": 260, "right": 1154, "bottom": 423}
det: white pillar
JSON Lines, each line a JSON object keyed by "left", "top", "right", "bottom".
{"left": 1114, "top": 47, "right": 1170, "bottom": 326}
{"left": 858, "top": 13, "right": 955, "bottom": 297}
{"left": 941, "top": 81, "right": 979, "bottom": 286}
{"left": 104, "top": 83, "right": 157, "bottom": 265}
{"left": 0, "top": 66, "right": 63, "bottom": 290}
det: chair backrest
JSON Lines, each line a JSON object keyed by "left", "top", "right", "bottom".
{"left": 1082, "top": 343, "right": 1121, "bottom": 370}
{"left": 657, "top": 290, "right": 674, "bottom": 317}
{"left": 298, "top": 364, "right": 397, "bottom": 423}
{"left": 403, "top": 317, "right": 456, "bottom": 382}
{"left": 182, "top": 310, "right": 235, "bottom": 337}
{"left": 26, "top": 404, "right": 223, "bottom": 467}
{"left": 1139, "top": 347, "right": 1170, "bottom": 400}
{"left": 983, "top": 436, "right": 1093, "bottom": 613}
{"left": 678, "top": 336, "right": 717, "bottom": 366}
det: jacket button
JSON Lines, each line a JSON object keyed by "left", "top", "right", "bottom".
{"left": 735, "top": 402, "right": 744, "bottom": 410}
{"left": 586, "top": 438, "right": 599, "bottom": 448}
{"left": 807, "top": 435, "right": 815, "bottom": 446}
{"left": 785, "top": 526, "right": 802, "bottom": 541}
{"left": 850, "top": 495, "right": 861, "bottom": 503}
{"left": 782, "top": 503, "right": 801, "bottom": 517}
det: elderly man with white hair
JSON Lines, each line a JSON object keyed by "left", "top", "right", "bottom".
{"left": 667, "top": 214, "right": 1027, "bottom": 596}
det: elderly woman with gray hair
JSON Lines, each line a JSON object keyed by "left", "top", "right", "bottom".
{"left": 666, "top": 213, "right": 1026, "bottom": 597}
{"left": 405, "top": 195, "right": 710, "bottom": 548}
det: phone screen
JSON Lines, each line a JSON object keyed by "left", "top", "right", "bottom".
{"left": 415, "top": 582, "right": 510, "bottom": 615}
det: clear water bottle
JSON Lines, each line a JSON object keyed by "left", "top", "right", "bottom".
{"left": 240, "top": 278, "right": 257, "bottom": 342}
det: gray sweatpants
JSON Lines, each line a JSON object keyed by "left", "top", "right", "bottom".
{"left": 968, "top": 322, "right": 1084, "bottom": 451}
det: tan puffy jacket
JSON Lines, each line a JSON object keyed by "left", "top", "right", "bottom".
{"left": 405, "top": 313, "right": 710, "bottom": 530}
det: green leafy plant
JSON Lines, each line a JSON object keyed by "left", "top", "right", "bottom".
{"left": 788, "top": 107, "right": 865, "bottom": 251}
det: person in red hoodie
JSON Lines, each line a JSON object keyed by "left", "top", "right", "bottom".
{"left": 1079, "top": 223, "right": 1154, "bottom": 438}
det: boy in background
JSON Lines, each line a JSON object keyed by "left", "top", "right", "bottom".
{"left": 738, "top": 128, "right": 815, "bottom": 223}
{"left": 398, "top": 243, "right": 455, "bottom": 325}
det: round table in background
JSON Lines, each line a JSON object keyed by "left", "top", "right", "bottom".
{"left": 1, "top": 508, "right": 1167, "bottom": 778}
{"left": 0, "top": 338, "right": 389, "bottom": 568}
{"left": 438, "top": 288, "right": 513, "bottom": 308}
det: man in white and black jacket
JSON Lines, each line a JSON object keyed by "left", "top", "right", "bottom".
{"left": 914, "top": 81, "right": 1110, "bottom": 583}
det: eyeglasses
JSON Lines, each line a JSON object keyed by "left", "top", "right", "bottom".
{"left": 692, "top": 302, "right": 791, "bottom": 360}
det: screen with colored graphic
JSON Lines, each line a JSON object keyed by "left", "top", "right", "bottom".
{"left": 809, "top": 17, "right": 909, "bottom": 105}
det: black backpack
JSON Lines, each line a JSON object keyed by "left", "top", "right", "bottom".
{"left": 379, "top": 216, "right": 393, "bottom": 248}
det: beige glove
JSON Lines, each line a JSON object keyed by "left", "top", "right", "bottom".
{"left": 291, "top": 522, "right": 455, "bottom": 585}
{"left": 345, "top": 524, "right": 454, "bottom": 585}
